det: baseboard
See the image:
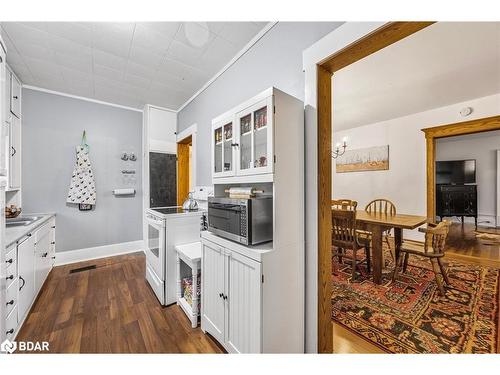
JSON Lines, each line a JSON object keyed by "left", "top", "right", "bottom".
{"left": 54, "top": 240, "right": 144, "bottom": 266}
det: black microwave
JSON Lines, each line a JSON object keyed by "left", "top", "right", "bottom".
{"left": 207, "top": 196, "right": 273, "bottom": 245}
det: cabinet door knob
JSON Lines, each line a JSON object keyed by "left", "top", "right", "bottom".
{"left": 223, "top": 295, "right": 227, "bottom": 300}
{"left": 11, "top": 146, "right": 16, "bottom": 156}
{"left": 6, "top": 258, "right": 13, "bottom": 264}
{"left": 6, "top": 299, "right": 14, "bottom": 306}
{"left": 13, "top": 95, "right": 18, "bottom": 99}
{"left": 27, "top": 233, "right": 32, "bottom": 237}
{"left": 6, "top": 329, "right": 14, "bottom": 335}
{"left": 6, "top": 274, "right": 14, "bottom": 280}
{"left": 42, "top": 252, "right": 48, "bottom": 258}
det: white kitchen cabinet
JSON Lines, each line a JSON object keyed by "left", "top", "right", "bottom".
{"left": 201, "top": 230, "right": 304, "bottom": 353}
{"left": 225, "top": 250, "right": 262, "bottom": 353}
{"left": 212, "top": 91, "right": 275, "bottom": 182}
{"left": 9, "top": 72, "right": 21, "bottom": 118}
{"left": 201, "top": 241, "right": 225, "bottom": 343}
{"left": 8, "top": 114, "right": 21, "bottom": 189}
{"left": 34, "top": 222, "right": 53, "bottom": 295}
{"left": 17, "top": 234, "right": 36, "bottom": 322}
{"left": 0, "top": 42, "right": 6, "bottom": 176}
{"left": 212, "top": 115, "right": 236, "bottom": 178}
{"left": 201, "top": 235, "right": 263, "bottom": 353}
{"left": 235, "top": 96, "right": 273, "bottom": 176}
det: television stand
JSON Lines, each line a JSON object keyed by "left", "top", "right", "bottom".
{"left": 436, "top": 184, "right": 477, "bottom": 229}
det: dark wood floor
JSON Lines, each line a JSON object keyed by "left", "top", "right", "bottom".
{"left": 16, "top": 252, "right": 224, "bottom": 353}
{"left": 445, "top": 223, "right": 500, "bottom": 266}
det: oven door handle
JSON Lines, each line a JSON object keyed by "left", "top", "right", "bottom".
{"left": 209, "top": 203, "right": 242, "bottom": 212}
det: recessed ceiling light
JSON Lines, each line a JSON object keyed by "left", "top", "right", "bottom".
{"left": 184, "top": 22, "right": 210, "bottom": 48}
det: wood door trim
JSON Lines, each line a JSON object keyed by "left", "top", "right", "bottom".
{"left": 316, "top": 21, "right": 434, "bottom": 353}
{"left": 422, "top": 115, "right": 500, "bottom": 221}
{"left": 177, "top": 135, "right": 192, "bottom": 206}
{"left": 320, "top": 22, "right": 434, "bottom": 74}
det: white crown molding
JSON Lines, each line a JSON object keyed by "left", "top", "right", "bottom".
{"left": 23, "top": 85, "right": 145, "bottom": 113}
{"left": 176, "top": 21, "right": 278, "bottom": 113}
{"left": 144, "top": 103, "right": 178, "bottom": 113}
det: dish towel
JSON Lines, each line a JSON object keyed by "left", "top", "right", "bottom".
{"left": 67, "top": 145, "right": 96, "bottom": 205}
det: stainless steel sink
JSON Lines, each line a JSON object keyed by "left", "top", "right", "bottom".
{"left": 6, "top": 216, "right": 42, "bottom": 227}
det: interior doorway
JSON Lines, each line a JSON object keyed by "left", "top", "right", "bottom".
{"left": 316, "top": 22, "right": 434, "bottom": 353}
{"left": 177, "top": 135, "right": 192, "bottom": 206}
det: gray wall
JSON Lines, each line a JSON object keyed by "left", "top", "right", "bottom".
{"left": 22, "top": 89, "right": 143, "bottom": 252}
{"left": 178, "top": 22, "right": 343, "bottom": 185}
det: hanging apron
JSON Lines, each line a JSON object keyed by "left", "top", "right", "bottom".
{"left": 67, "top": 133, "right": 96, "bottom": 206}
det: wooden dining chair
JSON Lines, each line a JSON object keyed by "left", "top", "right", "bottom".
{"left": 392, "top": 220, "right": 451, "bottom": 295}
{"left": 363, "top": 199, "right": 397, "bottom": 258}
{"left": 331, "top": 199, "right": 371, "bottom": 281}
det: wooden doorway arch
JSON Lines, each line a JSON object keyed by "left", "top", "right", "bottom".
{"left": 422, "top": 115, "right": 500, "bottom": 221}
{"left": 316, "top": 22, "right": 434, "bottom": 353}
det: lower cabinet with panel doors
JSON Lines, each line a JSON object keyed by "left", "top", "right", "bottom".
{"left": 4, "top": 216, "right": 56, "bottom": 340}
{"left": 200, "top": 231, "right": 304, "bottom": 353}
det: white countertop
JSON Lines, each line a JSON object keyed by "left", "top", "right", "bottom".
{"left": 5, "top": 213, "right": 56, "bottom": 248}
{"left": 201, "top": 231, "right": 273, "bottom": 262}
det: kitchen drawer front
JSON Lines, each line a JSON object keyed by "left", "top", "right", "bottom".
{"left": 5, "top": 246, "right": 18, "bottom": 284}
{"left": 5, "top": 305, "right": 18, "bottom": 340}
{"left": 6, "top": 278, "right": 18, "bottom": 317}
{"left": 35, "top": 221, "right": 52, "bottom": 244}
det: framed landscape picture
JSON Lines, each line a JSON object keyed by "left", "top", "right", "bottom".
{"left": 336, "top": 145, "right": 389, "bottom": 173}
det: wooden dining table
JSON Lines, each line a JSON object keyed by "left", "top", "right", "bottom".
{"left": 356, "top": 210, "right": 428, "bottom": 284}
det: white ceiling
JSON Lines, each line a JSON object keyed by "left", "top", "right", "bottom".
{"left": 0, "top": 22, "right": 268, "bottom": 110}
{"left": 333, "top": 22, "right": 500, "bottom": 131}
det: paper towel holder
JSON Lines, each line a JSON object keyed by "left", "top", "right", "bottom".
{"left": 113, "top": 188, "right": 136, "bottom": 196}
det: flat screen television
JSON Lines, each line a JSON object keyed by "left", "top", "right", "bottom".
{"left": 436, "top": 159, "right": 476, "bottom": 184}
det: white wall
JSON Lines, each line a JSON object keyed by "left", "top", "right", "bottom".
{"left": 436, "top": 130, "right": 500, "bottom": 227}
{"left": 333, "top": 93, "right": 500, "bottom": 236}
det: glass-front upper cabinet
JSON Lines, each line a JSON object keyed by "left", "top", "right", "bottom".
{"left": 236, "top": 96, "right": 274, "bottom": 176}
{"left": 212, "top": 116, "right": 235, "bottom": 178}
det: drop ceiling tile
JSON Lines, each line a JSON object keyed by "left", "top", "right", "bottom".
{"left": 92, "top": 49, "right": 128, "bottom": 71}
{"left": 166, "top": 39, "right": 205, "bottom": 66}
{"left": 123, "top": 73, "right": 151, "bottom": 89}
{"left": 93, "top": 64, "right": 124, "bottom": 81}
{"left": 60, "top": 66, "right": 92, "bottom": 85}
{"left": 8, "top": 62, "right": 35, "bottom": 83}
{"left": 217, "top": 22, "right": 263, "bottom": 45}
{"left": 92, "top": 22, "right": 135, "bottom": 42}
{"left": 48, "top": 34, "right": 92, "bottom": 57}
{"left": 14, "top": 40, "right": 55, "bottom": 61}
{"left": 125, "top": 60, "right": 157, "bottom": 80}
{"left": 158, "top": 57, "right": 205, "bottom": 82}
{"left": 55, "top": 51, "right": 93, "bottom": 73}
{"left": 1, "top": 21, "right": 271, "bottom": 110}
{"left": 1, "top": 22, "right": 51, "bottom": 47}
{"left": 128, "top": 43, "right": 164, "bottom": 70}
{"left": 45, "top": 22, "right": 92, "bottom": 47}
{"left": 23, "top": 57, "right": 62, "bottom": 77}
{"left": 199, "top": 22, "right": 226, "bottom": 34}
{"left": 139, "top": 22, "right": 180, "bottom": 39}
{"left": 196, "top": 36, "right": 240, "bottom": 71}
{"left": 132, "top": 23, "right": 174, "bottom": 53}
{"left": 92, "top": 35, "right": 132, "bottom": 59}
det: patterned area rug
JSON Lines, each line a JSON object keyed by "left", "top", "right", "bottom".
{"left": 331, "top": 248, "right": 500, "bottom": 353}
